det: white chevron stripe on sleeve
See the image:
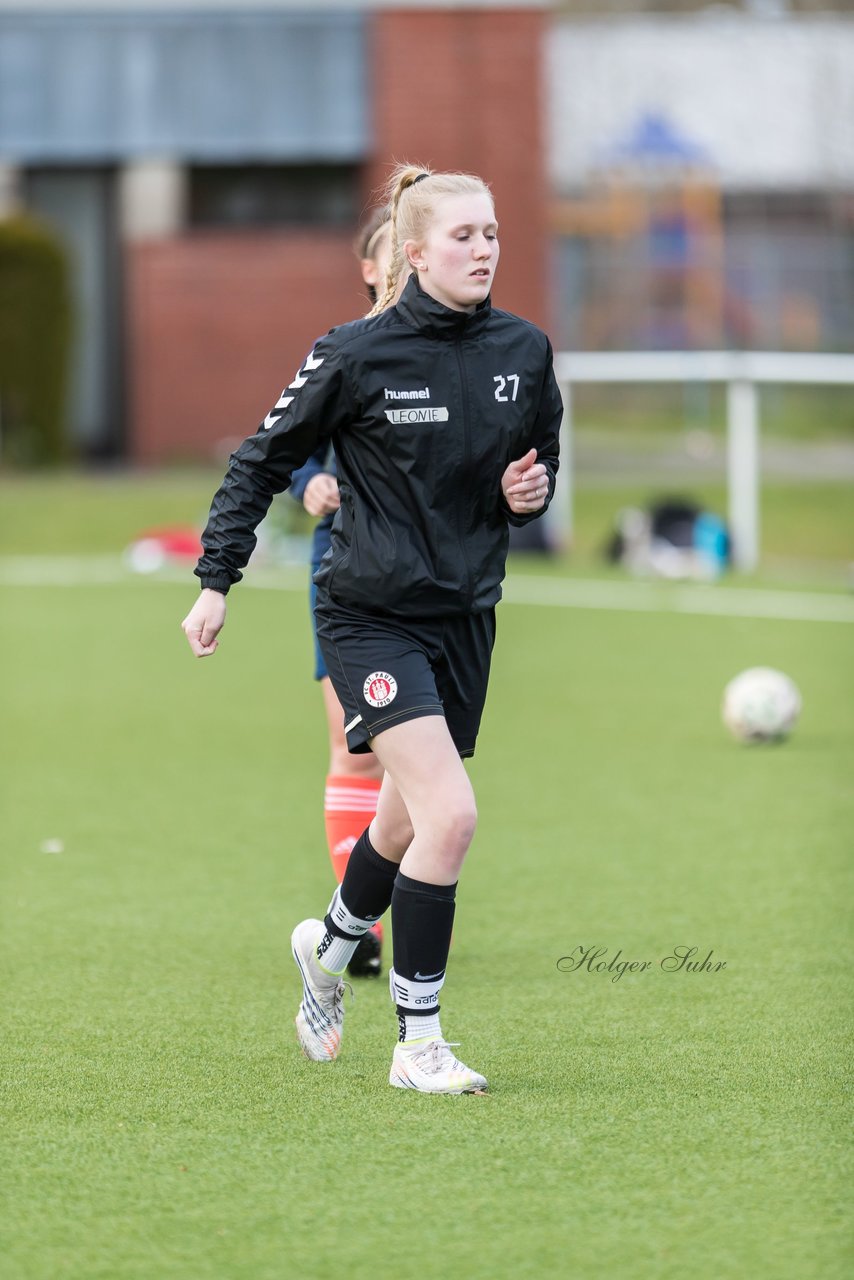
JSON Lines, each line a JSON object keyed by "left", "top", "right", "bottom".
{"left": 262, "top": 396, "right": 294, "bottom": 430}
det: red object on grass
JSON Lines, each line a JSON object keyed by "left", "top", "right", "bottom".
{"left": 125, "top": 526, "right": 203, "bottom": 573}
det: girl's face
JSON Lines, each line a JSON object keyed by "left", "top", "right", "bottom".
{"left": 405, "top": 193, "right": 499, "bottom": 313}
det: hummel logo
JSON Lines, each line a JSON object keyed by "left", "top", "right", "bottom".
{"left": 413, "top": 970, "right": 444, "bottom": 981}
{"left": 385, "top": 386, "right": 430, "bottom": 400}
{"left": 304, "top": 351, "right": 324, "bottom": 371}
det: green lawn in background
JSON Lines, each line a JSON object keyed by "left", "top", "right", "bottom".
{"left": 0, "top": 467, "right": 851, "bottom": 588}
{"left": 572, "top": 480, "right": 854, "bottom": 580}
{"left": 0, "top": 469, "right": 228, "bottom": 554}
{"left": 572, "top": 382, "right": 854, "bottom": 442}
{"left": 2, "top": 575, "right": 851, "bottom": 1280}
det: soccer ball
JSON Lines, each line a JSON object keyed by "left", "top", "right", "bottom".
{"left": 722, "top": 667, "right": 801, "bottom": 743}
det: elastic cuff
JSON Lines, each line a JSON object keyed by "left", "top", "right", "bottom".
{"left": 360, "top": 829, "right": 401, "bottom": 877}
{"left": 393, "top": 871, "right": 457, "bottom": 899}
{"left": 197, "top": 576, "right": 232, "bottom": 595}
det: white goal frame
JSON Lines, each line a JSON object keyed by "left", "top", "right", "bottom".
{"left": 551, "top": 351, "right": 854, "bottom": 572}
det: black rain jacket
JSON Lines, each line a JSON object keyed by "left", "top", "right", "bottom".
{"left": 195, "top": 274, "right": 562, "bottom": 617}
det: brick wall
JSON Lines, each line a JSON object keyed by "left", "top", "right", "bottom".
{"left": 127, "top": 231, "right": 368, "bottom": 463}
{"left": 367, "top": 7, "right": 549, "bottom": 329}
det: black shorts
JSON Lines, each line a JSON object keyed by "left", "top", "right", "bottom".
{"left": 314, "top": 591, "right": 496, "bottom": 758}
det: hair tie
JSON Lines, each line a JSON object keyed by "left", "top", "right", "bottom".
{"left": 412, "top": 172, "right": 430, "bottom": 185}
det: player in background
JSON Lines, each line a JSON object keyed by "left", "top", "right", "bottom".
{"left": 287, "top": 210, "right": 392, "bottom": 978}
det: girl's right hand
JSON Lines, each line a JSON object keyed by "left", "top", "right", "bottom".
{"left": 303, "top": 473, "right": 341, "bottom": 517}
{"left": 182, "top": 588, "right": 227, "bottom": 657}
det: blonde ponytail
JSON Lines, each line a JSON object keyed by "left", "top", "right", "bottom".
{"left": 368, "top": 165, "right": 429, "bottom": 316}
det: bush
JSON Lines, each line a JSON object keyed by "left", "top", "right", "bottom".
{"left": 0, "top": 215, "right": 73, "bottom": 464}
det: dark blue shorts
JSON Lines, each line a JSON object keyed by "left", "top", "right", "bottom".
{"left": 309, "top": 521, "right": 333, "bottom": 681}
{"left": 314, "top": 589, "right": 496, "bottom": 759}
{"left": 309, "top": 576, "right": 327, "bottom": 681}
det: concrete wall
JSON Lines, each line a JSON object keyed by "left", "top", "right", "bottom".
{"left": 549, "top": 16, "right": 854, "bottom": 191}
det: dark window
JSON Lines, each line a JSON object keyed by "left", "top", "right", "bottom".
{"left": 188, "top": 164, "right": 359, "bottom": 229}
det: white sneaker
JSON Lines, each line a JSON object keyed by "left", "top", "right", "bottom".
{"left": 389, "top": 1040, "right": 488, "bottom": 1094}
{"left": 291, "top": 919, "right": 346, "bottom": 1062}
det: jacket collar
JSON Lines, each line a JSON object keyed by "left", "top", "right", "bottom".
{"left": 395, "top": 273, "right": 492, "bottom": 340}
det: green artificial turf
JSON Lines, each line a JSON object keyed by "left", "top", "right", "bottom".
{"left": 1, "top": 575, "right": 851, "bottom": 1280}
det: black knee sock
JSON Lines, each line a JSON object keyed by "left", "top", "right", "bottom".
{"left": 324, "top": 827, "right": 399, "bottom": 939}
{"left": 390, "top": 872, "right": 456, "bottom": 1035}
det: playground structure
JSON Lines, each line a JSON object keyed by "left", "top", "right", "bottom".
{"left": 552, "top": 112, "right": 727, "bottom": 351}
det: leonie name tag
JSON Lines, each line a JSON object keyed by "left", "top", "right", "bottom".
{"left": 385, "top": 407, "right": 449, "bottom": 424}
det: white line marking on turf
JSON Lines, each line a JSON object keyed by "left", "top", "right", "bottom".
{"left": 502, "top": 576, "right": 854, "bottom": 624}
{"left": 1, "top": 557, "right": 852, "bottom": 623}
{"left": 0, "top": 554, "right": 131, "bottom": 585}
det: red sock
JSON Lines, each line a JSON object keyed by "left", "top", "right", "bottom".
{"left": 324, "top": 774, "right": 382, "bottom": 885}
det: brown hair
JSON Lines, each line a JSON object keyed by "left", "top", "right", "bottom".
{"left": 353, "top": 205, "right": 391, "bottom": 263}
{"left": 368, "top": 164, "right": 493, "bottom": 316}
{"left": 353, "top": 206, "right": 392, "bottom": 306}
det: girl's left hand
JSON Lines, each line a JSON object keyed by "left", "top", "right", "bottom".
{"left": 501, "top": 448, "right": 548, "bottom": 514}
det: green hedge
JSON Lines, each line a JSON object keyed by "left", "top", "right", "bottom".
{"left": 0, "top": 215, "right": 72, "bottom": 464}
